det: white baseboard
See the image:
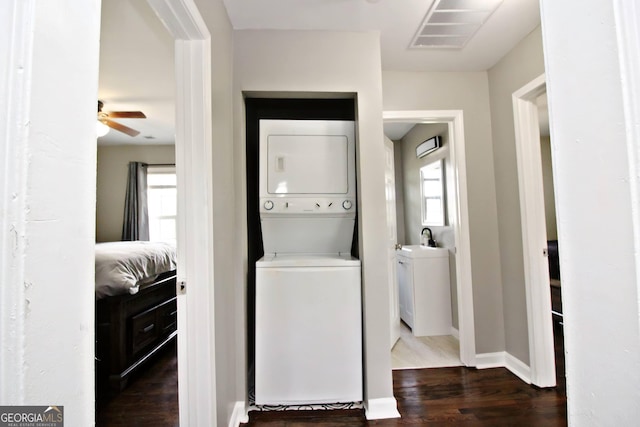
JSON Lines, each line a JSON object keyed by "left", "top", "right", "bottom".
{"left": 450, "top": 327, "right": 460, "bottom": 339}
{"left": 475, "top": 351, "right": 532, "bottom": 384}
{"left": 229, "top": 401, "right": 248, "bottom": 427}
{"left": 505, "top": 353, "right": 531, "bottom": 384}
{"left": 475, "top": 351, "right": 506, "bottom": 369}
{"left": 364, "top": 397, "right": 401, "bottom": 420}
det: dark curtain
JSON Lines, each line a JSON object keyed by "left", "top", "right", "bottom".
{"left": 121, "top": 161, "right": 149, "bottom": 241}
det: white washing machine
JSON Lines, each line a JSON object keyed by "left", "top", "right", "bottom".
{"left": 254, "top": 119, "right": 362, "bottom": 405}
{"left": 255, "top": 254, "right": 361, "bottom": 405}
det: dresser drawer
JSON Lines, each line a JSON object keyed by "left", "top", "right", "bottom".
{"left": 131, "top": 308, "right": 159, "bottom": 355}
{"left": 157, "top": 298, "right": 177, "bottom": 336}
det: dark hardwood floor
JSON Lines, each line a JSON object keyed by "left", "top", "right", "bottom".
{"left": 95, "top": 341, "right": 179, "bottom": 427}
{"left": 245, "top": 324, "right": 566, "bottom": 426}
{"left": 95, "top": 325, "right": 566, "bottom": 426}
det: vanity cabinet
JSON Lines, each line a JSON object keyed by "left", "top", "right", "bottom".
{"left": 397, "top": 256, "right": 414, "bottom": 329}
{"left": 396, "top": 246, "right": 452, "bottom": 337}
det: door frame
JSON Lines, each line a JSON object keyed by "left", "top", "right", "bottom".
{"left": 146, "top": 0, "right": 217, "bottom": 424}
{"left": 383, "top": 110, "right": 476, "bottom": 366}
{"left": 383, "top": 136, "right": 401, "bottom": 349}
{"left": 512, "top": 74, "right": 557, "bottom": 387}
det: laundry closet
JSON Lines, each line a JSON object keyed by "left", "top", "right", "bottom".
{"left": 245, "top": 98, "right": 362, "bottom": 407}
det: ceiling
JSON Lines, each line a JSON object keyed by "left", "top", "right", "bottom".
{"left": 223, "top": 0, "right": 540, "bottom": 71}
{"left": 97, "top": 0, "right": 540, "bottom": 145}
{"left": 98, "top": 0, "right": 175, "bottom": 145}
{"left": 384, "top": 122, "right": 417, "bottom": 141}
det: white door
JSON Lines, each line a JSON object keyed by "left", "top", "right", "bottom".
{"left": 384, "top": 137, "right": 401, "bottom": 348}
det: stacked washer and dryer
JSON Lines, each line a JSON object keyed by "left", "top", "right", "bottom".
{"left": 254, "top": 119, "right": 363, "bottom": 406}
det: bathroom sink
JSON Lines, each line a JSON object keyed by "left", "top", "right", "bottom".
{"left": 397, "top": 245, "right": 448, "bottom": 258}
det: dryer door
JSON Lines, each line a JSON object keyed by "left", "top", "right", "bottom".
{"left": 266, "top": 134, "right": 348, "bottom": 194}
{"left": 259, "top": 120, "right": 356, "bottom": 198}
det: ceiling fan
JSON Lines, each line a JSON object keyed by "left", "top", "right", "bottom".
{"left": 97, "top": 100, "right": 146, "bottom": 137}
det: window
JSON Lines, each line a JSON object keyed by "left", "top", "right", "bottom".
{"left": 147, "top": 165, "right": 177, "bottom": 245}
{"left": 420, "top": 160, "right": 445, "bottom": 226}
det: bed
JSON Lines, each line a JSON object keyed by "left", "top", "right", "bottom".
{"left": 95, "top": 241, "right": 178, "bottom": 391}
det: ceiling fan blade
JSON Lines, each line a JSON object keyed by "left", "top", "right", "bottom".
{"left": 106, "top": 111, "right": 147, "bottom": 119}
{"left": 103, "top": 119, "right": 140, "bottom": 137}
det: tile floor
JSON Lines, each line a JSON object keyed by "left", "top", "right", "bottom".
{"left": 391, "top": 322, "right": 462, "bottom": 370}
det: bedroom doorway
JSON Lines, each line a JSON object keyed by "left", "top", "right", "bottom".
{"left": 95, "top": 0, "right": 180, "bottom": 424}
{"left": 95, "top": 0, "right": 217, "bottom": 424}
{"left": 94, "top": 0, "right": 182, "bottom": 422}
{"left": 512, "top": 74, "right": 558, "bottom": 387}
{"left": 383, "top": 110, "right": 476, "bottom": 368}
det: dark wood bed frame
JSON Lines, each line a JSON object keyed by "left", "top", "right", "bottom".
{"left": 95, "top": 271, "right": 177, "bottom": 392}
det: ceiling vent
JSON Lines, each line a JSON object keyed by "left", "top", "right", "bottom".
{"left": 410, "top": 0, "right": 504, "bottom": 49}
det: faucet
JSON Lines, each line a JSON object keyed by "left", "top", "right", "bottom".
{"left": 421, "top": 227, "right": 437, "bottom": 248}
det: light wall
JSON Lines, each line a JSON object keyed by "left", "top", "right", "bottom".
{"left": 540, "top": 0, "right": 640, "bottom": 423}
{"left": 540, "top": 136, "right": 558, "bottom": 240}
{"left": 382, "top": 70, "right": 505, "bottom": 355}
{"left": 0, "top": 1, "right": 100, "bottom": 425}
{"left": 487, "top": 26, "right": 545, "bottom": 365}
{"left": 398, "top": 123, "right": 450, "bottom": 246}
{"left": 233, "top": 30, "right": 395, "bottom": 406}
{"left": 395, "top": 123, "right": 458, "bottom": 329}
{"left": 96, "top": 144, "right": 175, "bottom": 243}
{"left": 392, "top": 136, "right": 406, "bottom": 243}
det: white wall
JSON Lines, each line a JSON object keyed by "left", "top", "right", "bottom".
{"left": 0, "top": 1, "right": 100, "bottom": 425}
{"left": 487, "top": 26, "right": 546, "bottom": 365}
{"left": 382, "top": 71, "right": 505, "bottom": 355}
{"left": 540, "top": 0, "right": 640, "bottom": 424}
{"left": 96, "top": 144, "right": 175, "bottom": 242}
{"left": 234, "top": 30, "right": 395, "bottom": 408}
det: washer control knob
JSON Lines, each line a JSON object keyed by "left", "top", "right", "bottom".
{"left": 342, "top": 200, "right": 353, "bottom": 210}
{"left": 264, "top": 200, "right": 274, "bottom": 210}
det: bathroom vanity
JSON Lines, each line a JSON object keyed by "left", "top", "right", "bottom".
{"left": 396, "top": 245, "right": 452, "bottom": 337}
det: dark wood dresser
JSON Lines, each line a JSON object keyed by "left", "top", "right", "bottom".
{"left": 96, "top": 272, "right": 177, "bottom": 391}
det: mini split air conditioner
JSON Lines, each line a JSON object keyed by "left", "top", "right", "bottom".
{"left": 416, "top": 135, "right": 441, "bottom": 158}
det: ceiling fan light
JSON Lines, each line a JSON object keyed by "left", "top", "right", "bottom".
{"left": 96, "top": 120, "right": 110, "bottom": 137}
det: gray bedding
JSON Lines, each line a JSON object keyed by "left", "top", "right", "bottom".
{"left": 95, "top": 241, "right": 177, "bottom": 299}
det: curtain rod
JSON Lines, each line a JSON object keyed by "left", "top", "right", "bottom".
{"left": 146, "top": 163, "right": 176, "bottom": 167}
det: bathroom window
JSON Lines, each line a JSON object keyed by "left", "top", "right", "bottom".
{"left": 420, "top": 160, "right": 445, "bottom": 226}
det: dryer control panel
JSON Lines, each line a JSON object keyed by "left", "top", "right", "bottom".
{"left": 260, "top": 197, "right": 355, "bottom": 215}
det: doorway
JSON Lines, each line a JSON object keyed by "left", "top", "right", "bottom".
{"left": 94, "top": 1, "right": 180, "bottom": 423}
{"left": 383, "top": 110, "right": 476, "bottom": 368}
{"left": 512, "top": 74, "right": 558, "bottom": 387}
{"left": 94, "top": 0, "right": 217, "bottom": 424}
{"left": 385, "top": 122, "right": 460, "bottom": 369}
